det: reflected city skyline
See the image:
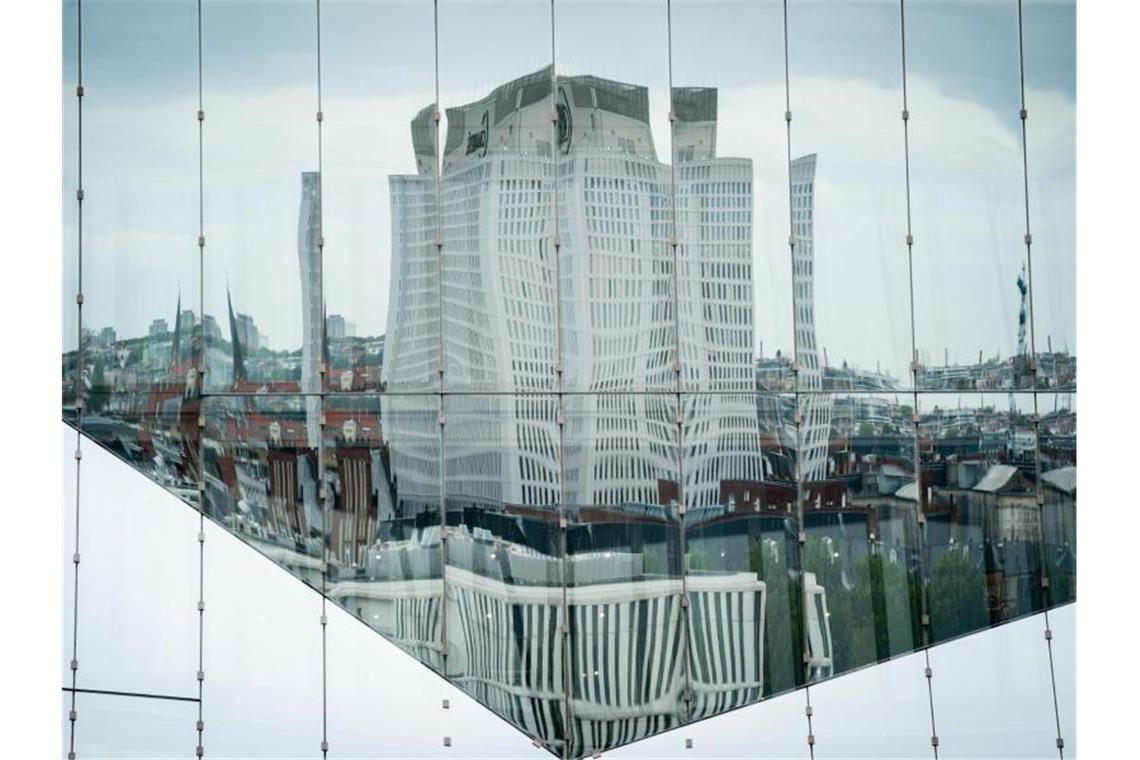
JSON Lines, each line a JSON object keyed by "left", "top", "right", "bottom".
{"left": 62, "top": 1, "right": 1076, "bottom": 758}
{"left": 61, "top": 65, "right": 1076, "bottom": 758}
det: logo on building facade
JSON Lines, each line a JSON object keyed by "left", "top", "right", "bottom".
{"left": 465, "top": 110, "right": 489, "bottom": 157}
{"left": 556, "top": 86, "right": 573, "bottom": 154}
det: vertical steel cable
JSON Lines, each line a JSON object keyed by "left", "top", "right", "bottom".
{"left": 432, "top": 0, "right": 450, "bottom": 676}
{"left": 898, "top": 2, "right": 939, "bottom": 757}
{"left": 1015, "top": 2, "right": 1066, "bottom": 756}
{"left": 67, "top": 2, "right": 84, "bottom": 757}
{"left": 314, "top": 2, "right": 330, "bottom": 756}
{"left": 780, "top": 2, "right": 816, "bottom": 755}
{"left": 195, "top": 2, "right": 207, "bottom": 757}
{"left": 547, "top": 2, "right": 573, "bottom": 755}
{"left": 665, "top": 0, "right": 695, "bottom": 727}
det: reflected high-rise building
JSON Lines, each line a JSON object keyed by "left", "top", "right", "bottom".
{"left": 298, "top": 171, "right": 323, "bottom": 449}
{"left": 790, "top": 154, "right": 832, "bottom": 483}
{"left": 383, "top": 67, "right": 761, "bottom": 513}
{"left": 378, "top": 69, "right": 768, "bottom": 755}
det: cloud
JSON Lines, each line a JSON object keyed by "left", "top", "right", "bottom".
{"left": 67, "top": 70, "right": 1075, "bottom": 374}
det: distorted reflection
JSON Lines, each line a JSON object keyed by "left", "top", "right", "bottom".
{"left": 60, "top": 22, "right": 1076, "bottom": 754}
{"left": 920, "top": 395, "right": 1076, "bottom": 642}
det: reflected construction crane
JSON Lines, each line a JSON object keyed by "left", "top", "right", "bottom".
{"left": 1011, "top": 265, "right": 1029, "bottom": 413}
{"left": 1017, "top": 265, "right": 1029, "bottom": 359}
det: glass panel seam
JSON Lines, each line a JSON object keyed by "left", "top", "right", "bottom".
{"left": 666, "top": 0, "right": 697, "bottom": 733}
{"left": 432, "top": 0, "right": 450, "bottom": 691}
{"left": 315, "top": 2, "right": 331, "bottom": 757}
{"left": 1016, "top": 2, "right": 1066, "bottom": 756}
{"left": 780, "top": 1, "right": 817, "bottom": 755}
{"left": 195, "top": 2, "right": 206, "bottom": 757}
{"left": 899, "top": 1, "right": 940, "bottom": 756}
{"left": 548, "top": 2, "right": 573, "bottom": 756}
{"left": 68, "top": 3, "right": 85, "bottom": 759}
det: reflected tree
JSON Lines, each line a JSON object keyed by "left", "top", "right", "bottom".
{"left": 749, "top": 536, "right": 803, "bottom": 695}
{"left": 928, "top": 548, "right": 989, "bottom": 642}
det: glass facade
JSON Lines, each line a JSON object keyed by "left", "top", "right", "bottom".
{"left": 62, "top": 1, "right": 1075, "bottom": 758}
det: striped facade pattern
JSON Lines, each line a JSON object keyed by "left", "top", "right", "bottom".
{"left": 356, "top": 567, "right": 766, "bottom": 757}
{"left": 331, "top": 448, "right": 377, "bottom": 566}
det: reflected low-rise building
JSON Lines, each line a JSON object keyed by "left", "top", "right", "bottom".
{"left": 327, "top": 525, "right": 769, "bottom": 759}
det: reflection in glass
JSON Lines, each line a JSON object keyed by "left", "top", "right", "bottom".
{"left": 201, "top": 1, "right": 317, "bottom": 391}
{"left": 63, "top": 0, "right": 199, "bottom": 401}
{"left": 442, "top": 394, "right": 564, "bottom": 753}
{"left": 1023, "top": 0, "right": 1077, "bottom": 391}
{"left": 683, "top": 394, "right": 803, "bottom": 706}
{"left": 1038, "top": 394, "right": 1076, "bottom": 606}
{"left": 383, "top": 104, "right": 441, "bottom": 395}
{"left": 787, "top": 0, "right": 912, "bottom": 390}
{"left": 556, "top": 0, "right": 675, "bottom": 395}
{"left": 671, "top": 0, "right": 791, "bottom": 394}
{"left": 202, "top": 395, "right": 326, "bottom": 586}
{"left": 338, "top": 394, "right": 443, "bottom": 669}
{"left": 321, "top": 1, "right": 436, "bottom": 393}
{"left": 62, "top": 0, "right": 80, "bottom": 408}
{"left": 435, "top": 1, "right": 555, "bottom": 394}
{"left": 800, "top": 394, "right": 922, "bottom": 680}
{"left": 919, "top": 394, "right": 1050, "bottom": 642}
{"left": 563, "top": 392, "right": 684, "bottom": 757}
{"left": 907, "top": 1, "right": 1029, "bottom": 392}
{"left": 59, "top": 0, "right": 1078, "bottom": 755}
{"left": 79, "top": 392, "right": 199, "bottom": 502}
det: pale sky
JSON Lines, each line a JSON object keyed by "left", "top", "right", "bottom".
{"left": 62, "top": 0, "right": 1075, "bottom": 383}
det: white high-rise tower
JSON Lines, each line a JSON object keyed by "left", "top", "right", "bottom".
{"left": 298, "top": 170, "right": 323, "bottom": 449}
{"left": 383, "top": 68, "right": 762, "bottom": 512}
{"left": 790, "top": 154, "right": 832, "bottom": 483}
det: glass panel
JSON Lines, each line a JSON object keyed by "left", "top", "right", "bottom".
{"left": 1023, "top": 0, "right": 1077, "bottom": 391}
{"left": 62, "top": 0, "right": 80, "bottom": 410}
{"left": 63, "top": 425, "right": 78, "bottom": 683}
{"left": 68, "top": 693, "right": 197, "bottom": 759}
{"left": 1049, "top": 602, "right": 1076, "bottom": 753}
{"left": 907, "top": 1, "right": 1028, "bottom": 392}
{"left": 81, "top": 392, "right": 199, "bottom": 501}
{"left": 555, "top": 0, "right": 676, "bottom": 394}
{"left": 202, "top": 517, "right": 323, "bottom": 758}
{"left": 808, "top": 649, "right": 931, "bottom": 759}
{"left": 787, "top": 0, "right": 912, "bottom": 391}
{"left": 670, "top": 1, "right": 788, "bottom": 393}
{"left": 322, "top": 1, "right": 436, "bottom": 394}
{"left": 754, "top": 392, "right": 803, "bottom": 696}
{"left": 201, "top": 1, "right": 317, "bottom": 392}
{"left": 799, "top": 392, "right": 923, "bottom": 680}
{"left": 201, "top": 395, "right": 326, "bottom": 586}
{"left": 919, "top": 393, "right": 1045, "bottom": 644}
{"left": 441, "top": 394, "right": 565, "bottom": 752}
{"left": 326, "top": 599, "right": 550, "bottom": 759}
{"left": 79, "top": 1, "right": 199, "bottom": 399}
{"left": 435, "top": 0, "right": 556, "bottom": 394}
{"left": 563, "top": 392, "right": 685, "bottom": 757}
{"left": 603, "top": 684, "right": 809, "bottom": 760}
{"left": 927, "top": 611, "right": 1059, "bottom": 758}
{"left": 68, "top": 430, "right": 199, "bottom": 696}
{"left": 1039, "top": 393, "right": 1075, "bottom": 606}
{"left": 328, "top": 394, "right": 443, "bottom": 668}
{"left": 681, "top": 392, "right": 803, "bottom": 716}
